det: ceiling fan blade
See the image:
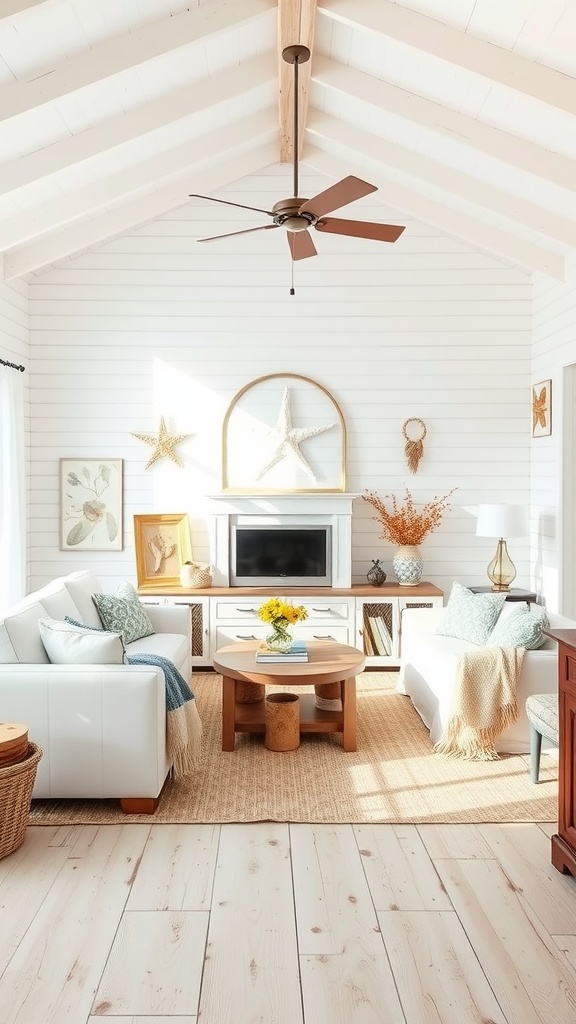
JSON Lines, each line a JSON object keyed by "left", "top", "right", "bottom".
{"left": 189, "top": 193, "right": 274, "bottom": 217}
{"left": 287, "top": 230, "right": 318, "bottom": 261}
{"left": 299, "top": 176, "right": 378, "bottom": 218}
{"left": 198, "top": 224, "right": 280, "bottom": 242}
{"left": 315, "top": 218, "right": 405, "bottom": 243}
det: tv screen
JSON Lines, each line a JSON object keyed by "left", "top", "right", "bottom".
{"left": 231, "top": 526, "right": 331, "bottom": 587}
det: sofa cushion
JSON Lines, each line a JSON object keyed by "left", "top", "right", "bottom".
{"left": 4, "top": 603, "right": 51, "bottom": 663}
{"left": 63, "top": 570, "right": 104, "bottom": 628}
{"left": 436, "top": 582, "right": 507, "bottom": 646}
{"left": 92, "top": 582, "right": 155, "bottom": 644}
{"left": 39, "top": 617, "right": 126, "bottom": 664}
{"left": 487, "top": 603, "right": 549, "bottom": 650}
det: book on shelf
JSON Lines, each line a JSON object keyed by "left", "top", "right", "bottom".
{"left": 255, "top": 639, "right": 309, "bottom": 663}
{"left": 373, "top": 614, "right": 392, "bottom": 656}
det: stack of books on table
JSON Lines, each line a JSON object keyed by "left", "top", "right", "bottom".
{"left": 255, "top": 640, "right": 309, "bottom": 664}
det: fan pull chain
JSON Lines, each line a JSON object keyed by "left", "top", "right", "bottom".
{"left": 290, "top": 259, "right": 295, "bottom": 295}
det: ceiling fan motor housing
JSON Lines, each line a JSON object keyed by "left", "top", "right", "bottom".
{"left": 272, "top": 197, "right": 317, "bottom": 232}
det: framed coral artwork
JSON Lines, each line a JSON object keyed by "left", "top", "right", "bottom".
{"left": 133, "top": 513, "right": 192, "bottom": 588}
{"left": 532, "top": 379, "right": 552, "bottom": 437}
{"left": 60, "top": 458, "right": 123, "bottom": 551}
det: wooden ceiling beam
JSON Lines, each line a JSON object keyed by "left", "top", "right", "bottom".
{"left": 0, "top": 0, "right": 276, "bottom": 124}
{"left": 319, "top": 0, "right": 576, "bottom": 117}
{"left": 313, "top": 56, "right": 576, "bottom": 197}
{"left": 3, "top": 142, "right": 278, "bottom": 280}
{"left": 304, "top": 144, "right": 565, "bottom": 280}
{"left": 307, "top": 110, "right": 576, "bottom": 248}
{"left": 278, "top": 0, "right": 317, "bottom": 164}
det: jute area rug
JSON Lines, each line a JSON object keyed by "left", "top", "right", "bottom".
{"left": 29, "top": 672, "right": 557, "bottom": 826}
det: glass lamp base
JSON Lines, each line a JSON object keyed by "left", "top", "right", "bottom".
{"left": 487, "top": 539, "right": 516, "bottom": 592}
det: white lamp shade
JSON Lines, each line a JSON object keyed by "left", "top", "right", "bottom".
{"left": 476, "top": 503, "right": 528, "bottom": 538}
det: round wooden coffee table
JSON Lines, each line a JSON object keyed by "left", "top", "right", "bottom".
{"left": 212, "top": 640, "right": 366, "bottom": 752}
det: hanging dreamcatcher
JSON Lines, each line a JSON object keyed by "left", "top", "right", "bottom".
{"left": 402, "top": 417, "right": 427, "bottom": 473}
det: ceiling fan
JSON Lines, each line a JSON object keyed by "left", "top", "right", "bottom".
{"left": 189, "top": 44, "right": 405, "bottom": 263}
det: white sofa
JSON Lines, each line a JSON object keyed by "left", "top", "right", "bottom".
{"left": 398, "top": 605, "right": 574, "bottom": 753}
{"left": 0, "top": 570, "right": 191, "bottom": 810}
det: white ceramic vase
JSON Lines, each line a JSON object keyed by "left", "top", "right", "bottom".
{"left": 392, "top": 545, "right": 423, "bottom": 587}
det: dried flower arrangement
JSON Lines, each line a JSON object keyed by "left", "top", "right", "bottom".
{"left": 363, "top": 487, "right": 456, "bottom": 546}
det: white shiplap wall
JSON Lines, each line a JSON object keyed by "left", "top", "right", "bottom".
{"left": 0, "top": 268, "right": 30, "bottom": 585}
{"left": 28, "top": 167, "right": 532, "bottom": 597}
{"left": 532, "top": 252, "right": 576, "bottom": 614}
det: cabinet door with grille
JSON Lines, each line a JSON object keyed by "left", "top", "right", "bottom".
{"left": 172, "top": 597, "right": 210, "bottom": 666}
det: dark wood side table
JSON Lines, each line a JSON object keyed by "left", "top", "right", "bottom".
{"left": 542, "top": 627, "right": 576, "bottom": 878}
{"left": 466, "top": 586, "right": 537, "bottom": 603}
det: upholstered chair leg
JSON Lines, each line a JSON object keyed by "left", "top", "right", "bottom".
{"left": 530, "top": 724, "right": 543, "bottom": 784}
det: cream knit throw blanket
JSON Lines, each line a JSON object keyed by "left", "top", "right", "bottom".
{"left": 433, "top": 646, "right": 524, "bottom": 760}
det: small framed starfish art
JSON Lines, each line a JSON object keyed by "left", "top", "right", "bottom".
{"left": 532, "top": 379, "right": 552, "bottom": 438}
{"left": 222, "top": 373, "right": 346, "bottom": 493}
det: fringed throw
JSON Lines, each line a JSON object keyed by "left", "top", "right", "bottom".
{"left": 434, "top": 646, "right": 524, "bottom": 760}
{"left": 127, "top": 653, "right": 202, "bottom": 777}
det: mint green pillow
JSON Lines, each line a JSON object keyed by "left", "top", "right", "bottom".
{"left": 92, "top": 582, "right": 154, "bottom": 644}
{"left": 436, "top": 582, "right": 507, "bottom": 646}
{"left": 487, "top": 604, "right": 549, "bottom": 650}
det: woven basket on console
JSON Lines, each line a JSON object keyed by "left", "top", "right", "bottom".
{"left": 179, "top": 562, "right": 213, "bottom": 589}
{"left": 0, "top": 742, "right": 43, "bottom": 860}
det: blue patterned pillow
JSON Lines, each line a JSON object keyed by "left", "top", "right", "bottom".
{"left": 92, "top": 582, "right": 154, "bottom": 644}
{"left": 487, "top": 604, "right": 549, "bottom": 650}
{"left": 436, "top": 582, "right": 507, "bottom": 646}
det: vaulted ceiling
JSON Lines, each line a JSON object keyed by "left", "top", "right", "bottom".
{"left": 1, "top": 0, "right": 576, "bottom": 281}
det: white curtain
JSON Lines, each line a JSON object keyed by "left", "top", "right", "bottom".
{"left": 0, "top": 368, "right": 26, "bottom": 611}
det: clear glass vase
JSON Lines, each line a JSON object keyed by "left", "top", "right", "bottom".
{"left": 265, "top": 621, "right": 293, "bottom": 653}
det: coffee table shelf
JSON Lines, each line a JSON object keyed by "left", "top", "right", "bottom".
{"left": 213, "top": 639, "right": 366, "bottom": 751}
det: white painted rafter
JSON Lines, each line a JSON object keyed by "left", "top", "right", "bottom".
{"left": 306, "top": 111, "right": 576, "bottom": 248}
{"left": 312, "top": 56, "right": 576, "bottom": 196}
{"left": 0, "top": 0, "right": 276, "bottom": 124}
{"left": 319, "top": 0, "right": 576, "bottom": 117}
{"left": 304, "top": 144, "right": 564, "bottom": 280}
{"left": 0, "top": 0, "right": 52, "bottom": 20}
{"left": 3, "top": 142, "right": 278, "bottom": 280}
{"left": 0, "top": 111, "right": 277, "bottom": 250}
{"left": 0, "top": 55, "right": 276, "bottom": 198}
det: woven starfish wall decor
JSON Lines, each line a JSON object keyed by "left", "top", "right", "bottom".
{"left": 131, "top": 416, "right": 192, "bottom": 469}
{"left": 256, "top": 386, "right": 335, "bottom": 482}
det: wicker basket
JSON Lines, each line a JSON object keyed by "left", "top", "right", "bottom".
{"left": 179, "top": 562, "right": 213, "bottom": 589}
{"left": 0, "top": 742, "right": 42, "bottom": 860}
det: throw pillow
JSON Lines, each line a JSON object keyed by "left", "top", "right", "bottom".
{"left": 92, "top": 582, "right": 155, "bottom": 644}
{"left": 436, "top": 582, "right": 507, "bottom": 646}
{"left": 39, "top": 617, "right": 126, "bottom": 664}
{"left": 487, "top": 604, "right": 549, "bottom": 650}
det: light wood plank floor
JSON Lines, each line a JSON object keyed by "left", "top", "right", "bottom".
{"left": 1, "top": 821, "right": 575, "bottom": 1023}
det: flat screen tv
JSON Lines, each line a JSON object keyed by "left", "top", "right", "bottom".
{"left": 230, "top": 525, "right": 332, "bottom": 588}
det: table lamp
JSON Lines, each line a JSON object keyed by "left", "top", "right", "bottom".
{"left": 475, "top": 504, "right": 528, "bottom": 591}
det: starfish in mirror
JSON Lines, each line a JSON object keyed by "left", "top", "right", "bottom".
{"left": 131, "top": 416, "right": 192, "bottom": 469}
{"left": 256, "top": 387, "right": 335, "bottom": 482}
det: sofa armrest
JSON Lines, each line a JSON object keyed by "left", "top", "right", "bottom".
{"left": 0, "top": 664, "right": 168, "bottom": 799}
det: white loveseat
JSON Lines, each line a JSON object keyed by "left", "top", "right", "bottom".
{"left": 398, "top": 604, "right": 575, "bottom": 753}
{"left": 0, "top": 570, "right": 191, "bottom": 809}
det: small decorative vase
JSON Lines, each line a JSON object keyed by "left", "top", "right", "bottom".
{"left": 265, "top": 621, "right": 293, "bottom": 653}
{"left": 393, "top": 545, "right": 423, "bottom": 587}
{"left": 367, "top": 558, "right": 387, "bottom": 586}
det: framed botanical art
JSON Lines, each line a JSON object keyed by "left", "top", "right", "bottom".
{"left": 532, "top": 379, "right": 552, "bottom": 437}
{"left": 60, "top": 458, "right": 123, "bottom": 551}
{"left": 133, "top": 513, "right": 192, "bottom": 588}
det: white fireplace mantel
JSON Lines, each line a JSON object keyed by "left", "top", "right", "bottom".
{"left": 207, "top": 493, "right": 359, "bottom": 588}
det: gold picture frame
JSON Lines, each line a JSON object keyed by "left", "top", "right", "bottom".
{"left": 532, "top": 379, "right": 552, "bottom": 437}
{"left": 133, "top": 513, "right": 192, "bottom": 589}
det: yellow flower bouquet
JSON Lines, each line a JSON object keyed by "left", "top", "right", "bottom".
{"left": 259, "top": 598, "right": 308, "bottom": 652}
